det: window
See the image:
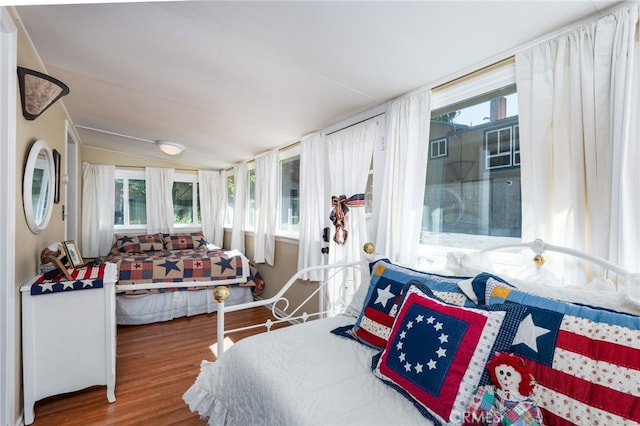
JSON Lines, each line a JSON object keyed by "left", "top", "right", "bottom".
{"left": 172, "top": 174, "right": 200, "bottom": 228}
{"left": 278, "top": 148, "right": 300, "bottom": 235}
{"left": 245, "top": 166, "right": 256, "bottom": 230}
{"left": 225, "top": 172, "right": 234, "bottom": 227}
{"left": 114, "top": 171, "right": 146, "bottom": 227}
{"left": 114, "top": 170, "right": 200, "bottom": 229}
{"left": 421, "top": 61, "right": 521, "bottom": 250}
{"left": 430, "top": 137, "right": 448, "bottom": 159}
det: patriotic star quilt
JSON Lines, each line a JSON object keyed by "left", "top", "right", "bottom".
{"left": 485, "top": 277, "right": 640, "bottom": 426}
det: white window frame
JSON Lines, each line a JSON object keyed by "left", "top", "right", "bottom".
{"left": 276, "top": 145, "right": 301, "bottom": 239}
{"left": 485, "top": 126, "right": 514, "bottom": 170}
{"left": 172, "top": 172, "right": 200, "bottom": 230}
{"left": 430, "top": 137, "right": 448, "bottom": 159}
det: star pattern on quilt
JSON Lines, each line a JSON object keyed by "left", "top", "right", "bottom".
{"left": 395, "top": 312, "right": 451, "bottom": 378}
{"left": 216, "top": 257, "right": 234, "bottom": 272}
{"left": 118, "top": 236, "right": 134, "bottom": 244}
{"left": 512, "top": 313, "right": 550, "bottom": 353}
{"left": 159, "top": 260, "right": 182, "bottom": 275}
{"left": 375, "top": 284, "right": 395, "bottom": 307}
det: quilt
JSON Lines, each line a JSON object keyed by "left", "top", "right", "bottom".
{"left": 106, "top": 248, "right": 264, "bottom": 295}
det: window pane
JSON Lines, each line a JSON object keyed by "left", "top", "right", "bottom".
{"left": 246, "top": 169, "right": 256, "bottom": 229}
{"left": 196, "top": 182, "right": 201, "bottom": 224}
{"left": 173, "top": 181, "right": 193, "bottom": 224}
{"left": 422, "top": 86, "right": 521, "bottom": 248}
{"left": 128, "top": 179, "right": 146, "bottom": 225}
{"left": 226, "top": 175, "right": 234, "bottom": 225}
{"left": 279, "top": 156, "right": 300, "bottom": 232}
{"left": 115, "top": 178, "right": 124, "bottom": 225}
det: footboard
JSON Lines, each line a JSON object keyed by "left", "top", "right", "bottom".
{"left": 212, "top": 245, "right": 376, "bottom": 356}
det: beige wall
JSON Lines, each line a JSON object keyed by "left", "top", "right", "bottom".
{"left": 12, "top": 7, "right": 71, "bottom": 418}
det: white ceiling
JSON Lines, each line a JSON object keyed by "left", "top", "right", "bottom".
{"left": 13, "top": 1, "right": 620, "bottom": 169}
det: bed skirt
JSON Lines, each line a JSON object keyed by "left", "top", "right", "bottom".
{"left": 116, "top": 286, "right": 253, "bottom": 325}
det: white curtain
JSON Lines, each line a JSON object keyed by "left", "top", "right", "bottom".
{"left": 253, "top": 150, "right": 278, "bottom": 265}
{"left": 145, "top": 167, "right": 175, "bottom": 234}
{"left": 516, "top": 4, "right": 639, "bottom": 283}
{"left": 297, "top": 133, "right": 327, "bottom": 281}
{"left": 375, "top": 89, "right": 431, "bottom": 267}
{"left": 326, "top": 120, "right": 378, "bottom": 314}
{"left": 198, "top": 170, "right": 225, "bottom": 247}
{"left": 81, "top": 163, "right": 115, "bottom": 257}
{"left": 230, "top": 162, "right": 247, "bottom": 252}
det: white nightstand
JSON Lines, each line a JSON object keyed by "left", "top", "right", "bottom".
{"left": 21, "top": 262, "right": 118, "bottom": 425}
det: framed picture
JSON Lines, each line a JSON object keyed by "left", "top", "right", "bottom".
{"left": 62, "top": 240, "right": 84, "bottom": 268}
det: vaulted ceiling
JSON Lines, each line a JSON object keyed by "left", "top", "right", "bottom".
{"left": 14, "top": 1, "right": 620, "bottom": 169}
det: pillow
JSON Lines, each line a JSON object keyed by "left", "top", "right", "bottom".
{"left": 112, "top": 233, "right": 164, "bottom": 253}
{"left": 372, "top": 283, "right": 513, "bottom": 425}
{"left": 485, "top": 278, "right": 640, "bottom": 425}
{"left": 351, "top": 260, "right": 474, "bottom": 349}
{"left": 164, "top": 232, "right": 209, "bottom": 250}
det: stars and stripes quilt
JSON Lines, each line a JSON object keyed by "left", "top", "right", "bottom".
{"left": 105, "top": 248, "right": 263, "bottom": 295}
{"left": 485, "top": 277, "right": 640, "bottom": 426}
{"left": 31, "top": 263, "right": 107, "bottom": 295}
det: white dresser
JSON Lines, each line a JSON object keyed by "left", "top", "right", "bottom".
{"left": 21, "top": 262, "right": 118, "bottom": 425}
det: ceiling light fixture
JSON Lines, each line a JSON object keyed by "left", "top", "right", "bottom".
{"left": 156, "top": 140, "right": 186, "bottom": 156}
{"left": 75, "top": 125, "right": 187, "bottom": 156}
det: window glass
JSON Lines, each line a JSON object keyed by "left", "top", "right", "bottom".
{"left": 115, "top": 178, "right": 124, "bottom": 225}
{"left": 279, "top": 155, "right": 300, "bottom": 234}
{"left": 128, "top": 179, "right": 147, "bottom": 225}
{"left": 422, "top": 85, "right": 520, "bottom": 249}
{"left": 246, "top": 168, "right": 256, "bottom": 230}
{"left": 173, "top": 181, "right": 194, "bottom": 224}
{"left": 225, "top": 174, "right": 234, "bottom": 226}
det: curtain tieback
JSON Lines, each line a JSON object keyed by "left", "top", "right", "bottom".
{"left": 329, "top": 194, "right": 365, "bottom": 245}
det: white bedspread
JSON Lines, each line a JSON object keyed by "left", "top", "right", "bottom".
{"left": 183, "top": 315, "right": 433, "bottom": 425}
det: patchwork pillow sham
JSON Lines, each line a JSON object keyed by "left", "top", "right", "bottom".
{"left": 163, "top": 232, "right": 209, "bottom": 250}
{"left": 112, "top": 233, "right": 164, "bottom": 253}
{"left": 351, "top": 260, "right": 475, "bottom": 349}
{"left": 485, "top": 277, "right": 640, "bottom": 425}
{"left": 372, "top": 283, "right": 515, "bottom": 425}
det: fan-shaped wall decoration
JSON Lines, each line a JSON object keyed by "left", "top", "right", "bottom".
{"left": 17, "top": 67, "right": 70, "bottom": 120}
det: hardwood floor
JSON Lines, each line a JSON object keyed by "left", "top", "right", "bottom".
{"left": 28, "top": 307, "right": 287, "bottom": 425}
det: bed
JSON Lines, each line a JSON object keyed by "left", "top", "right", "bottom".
{"left": 183, "top": 239, "right": 640, "bottom": 426}
{"left": 105, "top": 231, "right": 265, "bottom": 325}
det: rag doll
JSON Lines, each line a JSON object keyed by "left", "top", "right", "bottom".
{"left": 464, "top": 352, "right": 544, "bottom": 425}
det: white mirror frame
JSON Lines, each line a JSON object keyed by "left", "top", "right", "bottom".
{"left": 23, "top": 139, "right": 55, "bottom": 234}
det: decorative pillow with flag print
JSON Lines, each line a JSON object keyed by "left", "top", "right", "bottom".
{"left": 372, "top": 283, "right": 509, "bottom": 426}
{"left": 351, "top": 260, "right": 475, "bottom": 349}
{"left": 485, "top": 276, "right": 640, "bottom": 425}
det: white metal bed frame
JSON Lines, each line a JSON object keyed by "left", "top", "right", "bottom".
{"left": 212, "top": 239, "right": 639, "bottom": 356}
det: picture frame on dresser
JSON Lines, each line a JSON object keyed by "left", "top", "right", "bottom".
{"left": 62, "top": 240, "right": 83, "bottom": 268}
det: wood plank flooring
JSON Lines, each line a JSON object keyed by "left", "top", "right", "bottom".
{"left": 28, "top": 306, "right": 287, "bottom": 426}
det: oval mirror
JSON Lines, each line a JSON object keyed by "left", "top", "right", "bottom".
{"left": 23, "top": 139, "right": 55, "bottom": 234}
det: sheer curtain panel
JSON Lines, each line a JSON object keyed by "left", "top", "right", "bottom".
{"left": 253, "top": 150, "right": 278, "bottom": 265}
{"left": 81, "top": 163, "right": 115, "bottom": 257}
{"left": 375, "top": 89, "right": 431, "bottom": 267}
{"left": 230, "top": 162, "right": 247, "bottom": 252}
{"left": 297, "top": 133, "right": 327, "bottom": 281}
{"left": 516, "top": 4, "right": 639, "bottom": 284}
{"left": 198, "top": 170, "right": 225, "bottom": 247}
{"left": 145, "top": 167, "right": 175, "bottom": 234}
{"left": 326, "top": 120, "right": 378, "bottom": 314}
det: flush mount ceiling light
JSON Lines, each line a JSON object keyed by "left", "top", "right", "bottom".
{"left": 75, "top": 125, "right": 187, "bottom": 156}
{"left": 156, "top": 140, "right": 186, "bottom": 156}
{"left": 17, "top": 67, "right": 70, "bottom": 120}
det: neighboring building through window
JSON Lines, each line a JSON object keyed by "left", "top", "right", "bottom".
{"left": 422, "top": 61, "right": 521, "bottom": 250}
